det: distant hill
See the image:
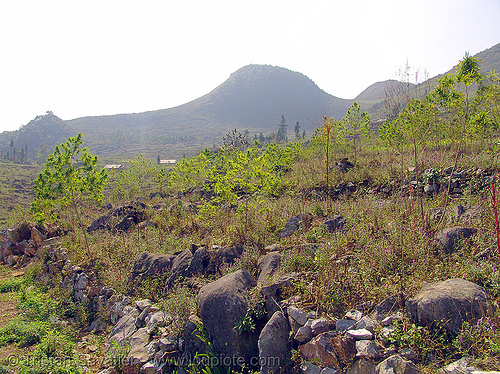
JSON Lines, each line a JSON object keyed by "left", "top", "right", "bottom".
{"left": 0, "top": 112, "right": 75, "bottom": 162}
{"left": 2, "top": 42, "right": 499, "bottom": 161}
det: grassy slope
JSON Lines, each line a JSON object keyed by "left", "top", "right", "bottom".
{"left": 0, "top": 162, "right": 39, "bottom": 227}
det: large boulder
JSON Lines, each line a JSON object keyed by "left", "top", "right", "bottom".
{"left": 258, "top": 311, "right": 291, "bottom": 374}
{"left": 197, "top": 269, "right": 257, "bottom": 363}
{"left": 166, "top": 249, "right": 194, "bottom": 289}
{"left": 130, "top": 252, "right": 175, "bottom": 288}
{"left": 406, "top": 278, "right": 494, "bottom": 334}
{"left": 433, "top": 227, "right": 477, "bottom": 253}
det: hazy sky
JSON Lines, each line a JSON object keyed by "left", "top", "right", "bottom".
{"left": 1, "top": 0, "right": 499, "bottom": 133}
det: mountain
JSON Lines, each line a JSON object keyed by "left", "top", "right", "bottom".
{"left": 2, "top": 42, "right": 499, "bottom": 161}
{"left": 0, "top": 111, "right": 73, "bottom": 162}
{"left": 66, "top": 65, "right": 352, "bottom": 152}
{"left": 61, "top": 64, "right": 353, "bottom": 159}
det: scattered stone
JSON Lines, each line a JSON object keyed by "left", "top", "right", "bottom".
{"left": 311, "top": 318, "right": 335, "bottom": 336}
{"left": 324, "top": 215, "right": 347, "bottom": 233}
{"left": 127, "top": 328, "right": 151, "bottom": 366}
{"left": 347, "top": 358, "right": 377, "bottom": 374}
{"left": 356, "top": 340, "right": 383, "bottom": 360}
{"left": 135, "top": 299, "right": 152, "bottom": 311}
{"left": 375, "top": 354, "right": 419, "bottom": 374}
{"left": 336, "top": 319, "right": 357, "bottom": 331}
{"left": 295, "top": 319, "right": 313, "bottom": 343}
{"left": 346, "top": 329, "right": 373, "bottom": 340}
{"left": 345, "top": 310, "right": 363, "bottom": 321}
{"left": 265, "top": 243, "right": 281, "bottom": 252}
{"left": 166, "top": 249, "right": 194, "bottom": 289}
{"left": 108, "top": 314, "right": 137, "bottom": 346}
{"left": 288, "top": 306, "right": 308, "bottom": 326}
{"left": 433, "top": 227, "right": 477, "bottom": 254}
{"left": 330, "top": 334, "right": 356, "bottom": 367}
{"left": 257, "top": 252, "right": 281, "bottom": 286}
{"left": 301, "top": 362, "right": 322, "bottom": 374}
{"left": 406, "top": 278, "right": 494, "bottom": 334}
{"left": 354, "top": 316, "right": 378, "bottom": 333}
{"left": 371, "top": 293, "right": 404, "bottom": 321}
{"left": 298, "top": 331, "right": 339, "bottom": 368}
{"left": 280, "top": 214, "right": 312, "bottom": 239}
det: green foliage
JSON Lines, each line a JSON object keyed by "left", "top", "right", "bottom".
{"left": 31, "top": 133, "right": 107, "bottom": 223}
{"left": 0, "top": 320, "right": 49, "bottom": 347}
{"left": 178, "top": 323, "right": 231, "bottom": 374}
{"left": 19, "top": 287, "right": 60, "bottom": 321}
{"left": 113, "top": 154, "right": 164, "bottom": 200}
{"left": 341, "top": 102, "right": 370, "bottom": 164}
{"left": 106, "top": 340, "right": 129, "bottom": 374}
{"left": 162, "top": 284, "right": 197, "bottom": 338}
{"left": 0, "top": 276, "right": 26, "bottom": 293}
{"left": 453, "top": 318, "right": 500, "bottom": 358}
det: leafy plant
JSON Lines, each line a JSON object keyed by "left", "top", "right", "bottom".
{"left": 31, "top": 133, "right": 107, "bottom": 254}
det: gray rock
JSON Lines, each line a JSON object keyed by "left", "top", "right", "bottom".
{"left": 166, "top": 249, "right": 194, "bottom": 288}
{"left": 146, "top": 311, "right": 169, "bottom": 332}
{"left": 197, "top": 269, "right": 257, "bottom": 362}
{"left": 347, "top": 358, "right": 377, "bottom": 374}
{"left": 130, "top": 252, "right": 174, "bottom": 289}
{"left": 182, "top": 315, "right": 210, "bottom": 364}
{"left": 406, "top": 278, "right": 494, "bottom": 334}
{"left": 336, "top": 319, "right": 357, "bottom": 331}
{"left": 295, "top": 319, "right": 313, "bottom": 343}
{"left": 371, "top": 293, "right": 404, "bottom": 321}
{"left": 158, "top": 337, "right": 177, "bottom": 352}
{"left": 301, "top": 362, "right": 322, "bottom": 374}
{"left": 188, "top": 246, "right": 210, "bottom": 276}
{"left": 257, "top": 252, "right": 281, "bottom": 286}
{"left": 376, "top": 354, "right": 419, "bottom": 374}
{"left": 141, "top": 361, "right": 159, "bottom": 374}
{"left": 355, "top": 316, "right": 378, "bottom": 333}
{"left": 440, "top": 356, "right": 473, "bottom": 374}
{"left": 345, "top": 310, "right": 363, "bottom": 321}
{"left": 324, "top": 215, "right": 347, "bottom": 233}
{"left": 280, "top": 214, "right": 312, "bottom": 239}
{"left": 135, "top": 299, "right": 152, "bottom": 311}
{"left": 127, "top": 328, "right": 151, "bottom": 366}
{"left": 346, "top": 329, "right": 373, "bottom": 340}
{"left": 288, "top": 306, "right": 308, "bottom": 326}
{"left": 311, "top": 318, "right": 335, "bottom": 336}
{"left": 108, "top": 314, "right": 137, "bottom": 346}
{"left": 321, "top": 368, "right": 337, "bottom": 374}
{"left": 258, "top": 311, "right": 291, "bottom": 374}
{"left": 433, "top": 227, "right": 477, "bottom": 254}
{"left": 265, "top": 244, "right": 281, "bottom": 252}
{"left": 356, "top": 340, "right": 382, "bottom": 360}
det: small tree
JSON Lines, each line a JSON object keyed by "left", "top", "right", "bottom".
{"left": 277, "top": 115, "right": 287, "bottom": 143}
{"left": 294, "top": 121, "right": 301, "bottom": 139}
{"left": 31, "top": 133, "right": 107, "bottom": 253}
{"left": 342, "top": 102, "right": 370, "bottom": 165}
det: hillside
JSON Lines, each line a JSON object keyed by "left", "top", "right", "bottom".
{"left": 65, "top": 65, "right": 353, "bottom": 159}
{"left": 0, "top": 112, "right": 74, "bottom": 163}
{"left": 1, "top": 42, "right": 499, "bottom": 161}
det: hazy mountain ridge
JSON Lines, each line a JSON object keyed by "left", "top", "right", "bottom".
{"left": 1, "top": 42, "right": 499, "bottom": 160}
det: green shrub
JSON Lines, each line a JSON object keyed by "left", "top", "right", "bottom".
{"left": 0, "top": 276, "right": 25, "bottom": 293}
{"left": 19, "top": 287, "right": 59, "bottom": 321}
{"left": 0, "top": 320, "right": 49, "bottom": 347}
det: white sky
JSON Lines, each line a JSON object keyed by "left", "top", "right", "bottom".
{"left": 1, "top": 0, "right": 499, "bottom": 132}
